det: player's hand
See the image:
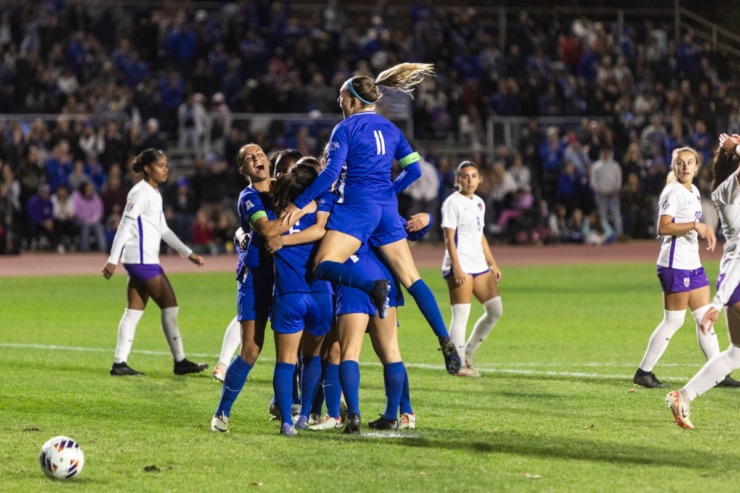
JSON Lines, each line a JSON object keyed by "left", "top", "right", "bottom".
{"left": 266, "top": 236, "right": 284, "bottom": 254}
{"left": 701, "top": 307, "right": 719, "bottom": 334}
{"left": 102, "top": 263, "right": 116, "bottom": 279}
{"left": 234, "top": 227, "right": 250, "bottom": 250}
{"left": 489, "top": 263, "right": 502, "bottom": 282}
{"left": 280, "top": 203, "right": 301, "bottom": 225}
{"left": 188, "top": 253, "right": 205, "bottom": 267}
{"left": 451, "top": 265, "right": 466, "bottom": 287}
{"left": 694, "top": 222, "right": 716, "bottom": 251}
{"left": 406, "top": 213, "right": 431, "bottom": 232}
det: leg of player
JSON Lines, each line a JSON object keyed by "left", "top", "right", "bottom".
{"left": 465, "top": 271, "right": 503, "bottom": 376}
{"left": 274, "top": 330, "right": 302, "bottom": 436}
{"left": 379, "top": 238, "right": 461, "bottom": 374}
{"left": 110, "top": 278, "right": 148, "bottom": 376}
{"left": 368, "top": 308, "right": 403, "bottom": 430}
{"left": 447, "top": 272, "right": 473, "bottom": 373}
{"left": 309, "top": 328, "right": 344, "bottom": 430}
{"left": 337, "top": 313, "right": 368, "bottom": 434}
{"left": 214, "top": 316, "right": 241, "bottom": 382}
{"left": 689, "top": 289, "right": 740, "bottom": 387}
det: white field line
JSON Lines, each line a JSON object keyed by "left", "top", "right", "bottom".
{"left": 0, "top": 343, "right": 700, "bottom": 380}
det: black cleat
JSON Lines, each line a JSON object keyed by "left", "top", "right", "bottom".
{"left": 368, "top": 415, "right": 398, "bottom": 430}
{"left": 633, "top": 369, "right": 668, "bottom": 388}
{"left": 110, "top": 362, "right": 144, "bottom": 376}
{"left": 716, "top": 374, "right": 740, "bottom": 388}
{"left": 343, "top": 413, "right": 361, "bottom": 434}
{"left": 370, "top": 280, "right": 390, "bottom": 319}
{"left": 174, "top": 358, "right": 209, "bottom": 375}
{"left": 439, "top": 336, "right": 461, "bottom": 374}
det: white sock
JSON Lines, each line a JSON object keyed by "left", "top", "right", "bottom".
{"left": 638, "top": 309, "right": 685, "bottom": 372}
{"left": 692, "top": 304, "right": 720, "bottom": 360}
{"left": 161, "top": 306, "right": 186, "bottom": 362}
{"left": 683, "top": 344, "right": 740, "bottom": 401}
{"left": 114, "top": 308, "right": 144, "bottom": 364}
{"left": 218, "top": 317, "right": 241, "bottom": 366}
{"left": 466, "top": 296, "right": 502, "bottom": 358}
{"left": 449, "top": 304, "right": 471, "bottom": 367}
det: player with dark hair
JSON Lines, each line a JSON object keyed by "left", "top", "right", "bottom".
{"left": 102, "top": 148, "right": 208, "bottom": 376}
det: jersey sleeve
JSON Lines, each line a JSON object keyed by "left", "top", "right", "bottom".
{"left": 316, "top": 189, "right": 335, "bottom": 213}
{"left": 107, "top": 188, "right": 145, "bottom": 264}
{"left": 713, "top": 172, "right": 740, "bottom": 207}
{"left": 240, "top": 191, "right": 268, "bottom": 230}
{"left": 406, "top": 213, "right": 433, "bottom": 242}
{"left": 440, "top": 196, "right": 459, "bottom": 230}
{"left": 658, "top": 185, "right": 683, "bottom": 219}
{"left": 159, "top": 213, "right": 193, "bottom": 257}
{"left": 294, "top": 125, "right": 348, "bottom": 209}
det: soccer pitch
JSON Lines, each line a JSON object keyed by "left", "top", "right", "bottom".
{"left": 2, "top": 262, "right": 740, "bottom": 492}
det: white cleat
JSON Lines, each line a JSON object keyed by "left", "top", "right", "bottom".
{"left": 399, "top": 412, "right": 416, "bottom": 430}
{"left": 455, "top": 367, "right": 481, "bottom": 378}
{"left": 211, "top": 413, "right": 229, "bottom": 433}
{"left": 307, "top": 416, "right": 344, "bottom": 430}
{"left": 308, "top": 413, "right": 324, "bottom": 426}
{"left": 666, "top": 390, "right": 694, "bottom": 429}
{"left": 213, "top": 362, "right": 226, "bottom": 383}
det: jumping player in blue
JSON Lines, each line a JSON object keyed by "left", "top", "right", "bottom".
{"left": 280, "top": 63, "right": 461, "bottom": 376}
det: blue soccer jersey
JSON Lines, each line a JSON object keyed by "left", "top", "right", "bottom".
{"left": 294, "top": 112, "right": 420, "bottom": 208}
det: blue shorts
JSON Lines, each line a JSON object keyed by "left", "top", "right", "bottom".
{"left": 123, "top": 263, "right": 163, "bottom": 282}
{"left": 657, "top": 266, "right": 709, "bottom": 294}
{"left": 717, "top": 272, "right": 740, "bottom": 307}
{"left": 237, "top": 265, "right": 274, "bottom": 322}
{"left": 328, "top": 201, "right": 406, "bottom": 246}
{"left": 335, "top": 252, "right": 403, "bottom": 316}
{"left": 271, "top": 293, "right": 334, "bottom": 336}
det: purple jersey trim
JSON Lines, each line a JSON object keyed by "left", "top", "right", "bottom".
{"left": 137, "top": 216, "right": 143, "bottom": 264}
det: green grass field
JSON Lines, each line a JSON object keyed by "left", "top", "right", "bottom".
{"left": 2, "top": 262, "right": 740, "bottom": 492}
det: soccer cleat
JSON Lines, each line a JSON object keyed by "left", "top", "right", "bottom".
{"left": 308, "top": 416, "right": 344, "bottom": 430}
{"left": 110, "top": 362, "right": 144, "bottom": 376}
{"left": 212, "top": 362, "right": 226, "bottom": 383}
{"left": 455, "top": 367, "right": 481, "bottom": 378}
{"left": 439, "top": 336, "right": 461, "bottom": 374}
{"left": 268, "top": 400, "right": 280, "bottom": 421}
{"left": 280, "top": 423, "right": 297, "bottom": 436}
{"left": 716, "top": 375, "right": 740, "bottom": 388}
{"left": 370, "top": 279, "right": 390, "bottom": 319}
{"left": 633, "top": 369, "right": 668, "bottom": 388}
{"left": 368, "top": 415, "right": 398, "bottom": 430}
{"left": 291, "top": 403, "right": 301, "bottom": 423}
{"left": 295, "top": 415, "right": 309, "bottom": 430}
{"left": 308, "top": 413, "right": 324, "bottom": 426}
{"left": 174, "top": 358, "right": 209, "bottom": 375}
{"left": 399, "top": 413, "right": 416, "bottom": 430}
{"left": 211, "top": 413, "right": 229, "bottom": 433}
{"left": 666, "top": 390, "right": 694, "bottom": 429}
{"left": 343, "top": 413, "right": 361, "bottom": 434}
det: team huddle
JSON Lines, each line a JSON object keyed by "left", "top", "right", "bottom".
{"left": 101, "top": 63, "right": 504, "bottom": 435}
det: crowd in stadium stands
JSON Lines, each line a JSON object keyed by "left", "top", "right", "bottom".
{"left": 0, "top": 0, "right": 738, "bottom": 254}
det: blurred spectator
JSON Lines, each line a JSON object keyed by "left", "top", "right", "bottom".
{"left": 402, "top": 157, "right": 440, "bottom": 242}
{"left": 71, "top": 180, "right": 106, "bottom": 252}
{"left": 620, "top": 171, "right": 651, "bottom": 239}
{"left": 51, "top": 184, "right": 76, "bottom": 253}
{"left": 590, "top": 146, "right": 623, "bottom": 238}
{"left": 583, "top": 209, "right": 614, "bottom": 246}
{"left": 538, "top": 126, "right": 566, "bottom": 203}
{"left": 100, "top": 171, "right": 128, "bottom": 219}
{"left": 138, "top": 118, "right": 166, "bottom": 153}
{"left": 25, "top": 184, "right": 56, "bottom": 250}
{"left": 178, "top": 93, "right": 208, "bottom": 155}
{"left": 192, "top": 208, "right": 215, "bottom": 255}
{"left": 0, "top": 163, "right": 20, "bottom": 254}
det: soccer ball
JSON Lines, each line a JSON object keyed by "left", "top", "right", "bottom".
{"left": 39, "top": 436, "right": 84, "bottom": 480}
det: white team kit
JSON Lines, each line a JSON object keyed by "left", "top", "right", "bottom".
{"left": 440, "top": 191, "right": 488, "bottom": 274}
{"left": 656, "top": 182, "right": 702, "bottom": 270}
{"left": 711, "top": 170, "right": 740, "bottom": 309}
{"left": 108, "top": 180, "right": 192, "bottom": 266}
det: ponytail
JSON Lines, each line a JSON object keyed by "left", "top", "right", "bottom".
{"left": 346, "top": 63, "right": 435, "bottom": 106}
{"left": 132, "top": 148, "right": 165, "bottom": 174}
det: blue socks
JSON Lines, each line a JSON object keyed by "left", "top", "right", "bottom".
{"left": 382, "top": 362, "right": 405, "bottom": 421}
{"left": 400, "top": 366, "right": 413, "bottom": 415}
{"left": 215, "top": 355, "right": 253, "bottom": 418}
{"left": 339, "top": 360, "right": 361, "bottom": 416}
{"left": 324, "top": 362, "right": 342, "bottom": 418}
{"left": 316, "top": 260, "right": 375, "bottom": 294}
{"left": 300, "top": 355, "right": 322, "bottom": 418}
{"left": 408, "top": 279, "right": 450, "bottom": 338}
{"left": 273, "top": 362, "right": 296, "bottom": 427}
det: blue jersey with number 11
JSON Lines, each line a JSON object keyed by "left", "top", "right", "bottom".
{"left": 294, "top": 112, "right": 419, "bottom": 208}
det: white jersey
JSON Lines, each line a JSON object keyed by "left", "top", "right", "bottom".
{"left": 107, "top": 180, "right": 192, "bottom": 266}
{"left": 711, "top": 171, "right": 740, "bottom": 309}
{"left": 441, "top": 191, "right": 489, "bottom": 274}
{"left": 656, "top": 182, "right": 702, "bottom": 270}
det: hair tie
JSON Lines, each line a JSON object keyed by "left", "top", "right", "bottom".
{"left": 345, "top": 78, "right": 374, "bottom": 106}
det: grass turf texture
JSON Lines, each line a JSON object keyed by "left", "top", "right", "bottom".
{"left": 2, "top": 262, "right": 740, "bottom": 492}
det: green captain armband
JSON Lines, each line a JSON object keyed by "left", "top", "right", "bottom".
{"left": 398, "top": 152, "right": 420, "bottom": 168}
{"left": 248, "top": 210, "right": 267, "bottom": 227}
